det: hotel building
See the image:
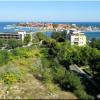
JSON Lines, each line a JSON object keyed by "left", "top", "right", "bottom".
{"left": 67, "top": 30, "right": 86, "bottom": 46}
{"left": 0, "top": 31, "right": 34, "bottom": 42}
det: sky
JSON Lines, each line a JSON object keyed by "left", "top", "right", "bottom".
{"left": 0, "top": 1, "right": 100, "bottom": 22}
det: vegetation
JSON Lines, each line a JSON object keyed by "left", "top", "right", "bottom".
{"left": 51, "top": 31, "right": 66, "bottom": 42}
{"left": 0, "top": 64, "right": 24, "bottom": 85}
{"left": 0, "top": 32, "right": 99, "bottom": 99}
{"left": 0, "top": 39, "right": 5, "bottom": 48}
{"left": 33, "top": 32, "right": 49, "bottom": 42}
{"left": 24, "top": 34, "right": 31, "bottom": 45}
{"left": 7, "top": 39, "right": 23, "bottom": 49}
{"left": 89, "top": 38, "right": 100, "bottom": 50}
{"left": 0, "top": 50, "right": 12, "bottom": 65}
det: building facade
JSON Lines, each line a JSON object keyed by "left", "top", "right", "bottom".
{"left": 67, "top": 30, "right": 87, "bottom": 46}
{"left": 0, "top": 31, "right": 34, "bottom": 42}
{"left": 70, "top": 32, "right": 86, "bottom": 46}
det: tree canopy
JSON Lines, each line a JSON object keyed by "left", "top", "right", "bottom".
{"left": 24, "top": 34, "right": 31, "bottom": 45}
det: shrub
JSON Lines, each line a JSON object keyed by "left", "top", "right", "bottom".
{"left": 24, "top": 34, "right": 31, "bottom": 45}
{"left": 11, "top": 47, "right": 34, "bottom": 58}
{"left": 74, "top": 88, "right": 93, "bottom": 99}
{"left": 46, "top": 83, "right": 60, "bottom": 93}
{"left": 52, "top": 66, "right": 66, "bottom": 83}
{"left": 0, "top": 50, "right": 12, "bottom": 65}
{"left": 59, "top": 71, "right": 93, "bottom": 99}
{"left": 2, "top": 72, "right": 17, "bottom": 84}
{"left": 35, "top": 32, "right": 48, "bottom": 41}
{"left": 42, "top": 68, "right": 53, "bottom": 84}
{"left": 0, "top": 64, "right": 25, "bottom": 85}
{"left": 7, "top": 39, "right": 23, "bottom": 49}
{"left": 0, "top": 39, "right": 5, "bottom": 48}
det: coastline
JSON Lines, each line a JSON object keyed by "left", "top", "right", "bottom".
{"left": 0, "top": 22, "right": 100, "bottom": 41}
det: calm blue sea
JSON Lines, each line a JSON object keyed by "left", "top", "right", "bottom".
{"left": 53, "top": 22, "right": 100, "bottom": 27}
{"left": 0, "top": 22, "right": 100, "bottom": 40}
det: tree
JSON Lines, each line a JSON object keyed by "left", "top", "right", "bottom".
{"left": 0, "top": 39, "right": 5, "bottom": 48}
{"left": 89, "top": 38, "right": 100, "bottom": 50}
{"left": 34, "top": 32, "right": 48, "bottom": 42}
{"left": 8, "top": 39, "right": 23, "bottom": 49}
{"left": 60, "top": 70, "right": 93, "bottom": 99}
{"left": 51, "top": 32, "right": 60, "bottom": 40}
{"left": 51, "top": 31, "right": 66, "bottom": 42}
{"left": 61, "top": 30, "right": 67, "bottom": 39}
{"left": 24, "top": 34, "right": 31, "bottom": 45}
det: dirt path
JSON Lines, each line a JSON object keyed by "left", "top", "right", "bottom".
{"left": 0, "top": 73, "right": 77, "bottom": 99}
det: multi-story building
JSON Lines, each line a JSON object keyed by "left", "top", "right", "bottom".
{"left": 70, "top": 33, "right": 86, "bottom": 46}
{"left": 0, "top": 31, "right": 34, "bottom": 42}
{"left": 67, "top": 30, "right": 86, "bottom": 46}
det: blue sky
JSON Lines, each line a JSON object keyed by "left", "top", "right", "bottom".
{"left": 0, "top": 1, "right": 100, "bottom": 22}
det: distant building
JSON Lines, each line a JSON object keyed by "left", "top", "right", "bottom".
{"left": 47, "top": 24, "right": 53, "bottom": 29}
{"left": 0, "top": 31, "right": 34, "bottom": 42}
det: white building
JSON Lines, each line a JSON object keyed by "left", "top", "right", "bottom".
{"left": 70, "top": 32, "right": 86, "bottom": 46}
{"left": 0, "top": 31, "right": 34, "bottom": 42}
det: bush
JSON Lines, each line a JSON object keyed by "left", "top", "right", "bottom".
{"left": 46, "top": 83, "right": 60, "bottom": 93}
{"left": 52, "top": 66, "right": 66, "bottom": 83}
{"left": 0, "top": 50, "right": 12, "bottom": 65}
{"left": 89, "top": 38, "right": 100, "bottom": 50}
{"left": 42, "top": 68, "right": 53, "bottom": 84}
{"left": 0, "top": 64, "right": 25, "bottom": 85}
{"left": 7, "top": 39, "right": 23, "bottom": 49}
{"left": 59, "top": 71, "right": 93, "bottom": 99}
{"left": 74, "top": 89, "right": 93, "bottom": 99}
{"left": 24, "top": 34, "right": 31, "bottom": 45}
{"left": 2, "top": 72, "right": 17, "bottom": 84}
{"left": 0, "top": 39, "right": 5, "bottom": 48}
{"left": 35, "top": 32, "right": 49, "bottom": 41}
{"left": 11, "top": 47, "right": 33, "bottom": 58}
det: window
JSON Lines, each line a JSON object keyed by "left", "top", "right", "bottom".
{"left": 74, "top": 38, "right": 79, "bottom": 41}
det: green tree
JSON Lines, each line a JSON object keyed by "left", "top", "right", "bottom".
{"left": 24, "top": 34, "right": 31, "bottom": 45}
{"left": 8, "top": 39, "right": 23, "bottom": 49}
{"left": 60, "top": 71, "right": 93, "bottom": 99}
{"left": 51, "top": 32, "right": 60, "bottom": 40}
{"left": 89, "top": 38, "right": 100, "bottom": 50}
{"left": 34, "top": 32, "right": 48, "bottom": 41}
{"left": 61, "top": 30, "right": 67, "bottom": 39}
{"left": 51, "top": 31, "right": 66, "bottom": 42}
{"left": 0, "top": 39, "right": 5, "bottom": 48}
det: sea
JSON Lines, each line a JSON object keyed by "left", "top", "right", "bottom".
{"left": 0, "top": 22, "right": 100, "bottom": 40}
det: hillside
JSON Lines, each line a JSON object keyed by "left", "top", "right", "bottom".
{"left": 0, "top": 57, "right": 77, "bottom": 99}
{"left": 0, "top": 74, "right": 77, "bottom": 99}
{"left": 0, "top": 32, "right": 100, "bottom": 99}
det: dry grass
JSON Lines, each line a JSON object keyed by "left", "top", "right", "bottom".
{"left": 3, "top": 73, "right": 77, "bottom": 99}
